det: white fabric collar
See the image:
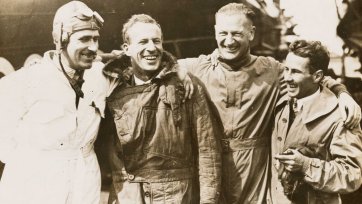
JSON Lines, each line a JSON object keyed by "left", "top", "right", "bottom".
{"left": 295, "top": 87, "right": 320, "bottom": 112}
{"left": 134, "top": 75, "right": 152, "bottom": 85}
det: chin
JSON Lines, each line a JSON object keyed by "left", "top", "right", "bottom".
{"left": 287, "top": 92, "right": 297, "bottom": 98}
{"left": 220, "top": 52, "right": 240, "bottom": 61}
{"left": 80, "top": 63, "right": 93, "bottom": 70}
{"left": 143, "top": 64, "right": 160, "bottom": 71}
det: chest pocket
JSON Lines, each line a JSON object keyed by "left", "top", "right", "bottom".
{"left": 140, "top": 106, "right": 190, "bottom": 160}
{"left": 115, "top": 105, "right": 189, "bottom": 160}
{"left": 25, "top": 100, "right": 65, "bottom": 124}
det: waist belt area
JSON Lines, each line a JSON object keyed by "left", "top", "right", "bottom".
{"left": 221, "top": 137, "right": 270, "bottom": 152}
{"left": 113, "top": 167, "right": 194, "bottom": 183}
{"left": 17, "top": 142, "right": 94, "bottom": 159}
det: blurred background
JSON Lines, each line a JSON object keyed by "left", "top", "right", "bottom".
{"left": 1, "top": 0, "right": 361, "bottom": 203}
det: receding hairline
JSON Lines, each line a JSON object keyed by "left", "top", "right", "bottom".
{"left": 122, "top": 14, "right": 162, "bottom": 44}
{"left": 215, "top": 3, "right": 255, "bottom": 24}
{"left": 125, "top": 22, "right": 162, "bottom": 43}
{"left": 215, "top": 12, "right": 254, "bottom": 26}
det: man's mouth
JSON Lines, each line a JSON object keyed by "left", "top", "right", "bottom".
{"left": 287, "top": 84, "right": 297, "bottom": 89}
{"left": 223, "top": 45, "right": 239, "bottom": 53}
{"left": 143, "top": 55, "right": 159, "bottom": 63}
{"left": 82, "top": 52, "right": 96, "bottom": 60}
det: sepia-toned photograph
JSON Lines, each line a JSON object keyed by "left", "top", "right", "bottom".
{"left": 0, "top": 0, "right": 362, "bottom": 203}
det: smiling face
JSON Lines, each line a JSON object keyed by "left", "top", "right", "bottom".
{"left": 123, "top": 22, "right": 163, "bottom": 76}
{"left": 63, "top": 29, "right": 99, "bottom": 70}
{"left": 215, "top": 13, "right": 254, "bottom": 61}
{"left": 284, "top": 53, "right": 321, "bottom": 99}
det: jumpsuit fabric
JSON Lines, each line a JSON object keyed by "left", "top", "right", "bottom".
{"left": 0, "top": 51, "right": 112, "bottom": 204}
{"left": 179, "top": 53, "right": 281, "bottom": 204}
{"left": 268, "top": 86, "right": 362, "bottom": 204}
{"left": 178, "top": 49, "right": 347, "bottom": 204}
{"left": 104, "top": 52, "right": 222, "bottom": 204}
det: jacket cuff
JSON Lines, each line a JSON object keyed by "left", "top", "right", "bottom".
{"left": 330, "top": 84, "right": 349, "bottom": 97}
{"left": 301, "top": 156, "right": 313, "bottom": 174}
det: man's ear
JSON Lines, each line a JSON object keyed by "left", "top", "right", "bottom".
{"left": 313, "top": 70, "right": 324, "bottom": 83}
{"left": 248, "top": 26, "right": 256, "bottom": 41}
{"left": 122, "top": 43, "right": 131, "bottom": 56}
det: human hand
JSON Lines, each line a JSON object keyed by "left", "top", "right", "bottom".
{"left": 177, "top": 65, "right": 194, "bottom": 101}
{"left": 338, "top": 92, "right": 361, "bottom": 129}
{"left": 279, "top": 75, "right": 287, "bottom": 96}
{"left": 274, "top": 149, "right": 308, "bottom": 172}
{"left": 98, "top": 50, "right": 124, "bottom": 61}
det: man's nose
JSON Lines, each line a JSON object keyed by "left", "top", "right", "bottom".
{"left": 224, "top": 33, "right": 235, "bottom": 45}
{"left": 88, "top": 40, "right": 98, "bottom": 52}
{"left": 284, "top": 71, "right": 293, "bottom": 82}
{"left": 146, "top": 41, "right": 157, "bottom": 51}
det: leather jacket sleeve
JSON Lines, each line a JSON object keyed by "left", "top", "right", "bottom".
{"left": 190, "top": 77, "right": 222, "bottom": 203}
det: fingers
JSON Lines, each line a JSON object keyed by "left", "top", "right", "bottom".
{"left": 184, "top": 83, "right": 190, "bottom": 102}
{"left": 344, "top": 106, "right": 361, "bottom": 129}
{"left": 279, "top": 78, "right": 287, "bottom": 96}
{"left": 182, "top": 78, "right": 194, "bottom": 101}
{"left": 274, "top": 154, "right": 293, "bottom": 160}
{"left": 340, "top": 106, "right": 347, "bottom": 123}
{"left": 345, "top": 107, "right": 354, "bottom": 129}
{"left": 339, "top": 92, "right": 361, "bottom": 129}
{"left": 111, "top": 49, "right": 124, "bottom": 57}
{"left": 188, "top": 82, "right": 194, "bottom": 99}
{"left": 284, "top": 164, "right": 298, "bottom": 172}
{"left": 352, "top": 106, "right": 362, "bottom": 128}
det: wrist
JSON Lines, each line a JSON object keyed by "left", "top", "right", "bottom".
{"left": 301, "top": 156, "right": 312, "bottom": 173}
{"left": 338, "top": 91, "right": 351, "bottom": 98}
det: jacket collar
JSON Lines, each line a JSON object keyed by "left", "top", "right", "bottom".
{"left": 300, "top": 86, "right": 338, "bottom": 124}
{"left": 210, "top": 49, "right": 258, "bottom": 72}
{"left": 277, "top": 86, "right": 338, "bottom": 124}
{"left": 103, "top": 51, "right": 178, "bottom": 84}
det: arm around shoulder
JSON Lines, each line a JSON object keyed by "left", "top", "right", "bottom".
{"left": 189, "top": 78, "right": 222, "bottom": 203}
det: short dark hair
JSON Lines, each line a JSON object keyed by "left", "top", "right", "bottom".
{"left": 289, "top": 40, "right": 330, "bottom": 73}
{"left": 122, "top": 14, "right": 162, "bottom": 44}
{"left": 215, "top": 3, "right": 255, "bottom": 24}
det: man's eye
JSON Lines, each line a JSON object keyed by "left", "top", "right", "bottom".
{"left": 153, "top": 39, "right": 161, "bottom": 44}
{"left": 219, "top": 32, "right": 227, "bottom": 36}
{"left": 79, "top": 37, "right": 91, "bottom": 42}
{"left": 234, "top": 33, "right": 243, "bottom": 37}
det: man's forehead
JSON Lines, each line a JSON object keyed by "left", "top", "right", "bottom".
{"left": 216, "top": 13, "right": 250, "bottom": 23}
{"left": 128, "top": 22, "right": 162, "bottom": 40}
{"left": 285, "top": 53, "right": 310, "bottom": 70}
{"left": 71, "top": 29, "right": 100, "bottom": 37}
{"left": 215, "top": 14, "right": 252, "bottom": 30}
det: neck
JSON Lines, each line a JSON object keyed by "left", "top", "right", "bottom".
{"left": 59, "top": 51, "right": 76, "bottom": 71}
{"left": 219, "top": 50, "right": 252, "bottom": 70}
{"left": 56, "top": 51, "right": 76, "bottom": 77}
{"left": 133, "top": 67, "right": 161, "bottom": 82}
{"left": 295, "top": 85, "right": 320, "bottom": 100}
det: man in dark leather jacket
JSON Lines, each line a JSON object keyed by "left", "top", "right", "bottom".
{"left": 103, "top": 14, "right": 222, "bottom": 204}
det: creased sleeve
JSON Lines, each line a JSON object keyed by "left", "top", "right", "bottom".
{"left": 191, "top": 79, "right": 222, "bottom": 203}
{"left": 0, "top": 70, "right": 28, "bottom": 163}
{"left": 321, "top": 76, "right": 348, "bottom": 96}
{"left": 178, "top": 57, "right": 200, "bottom": 74}
{"left": 302, "top": 122, "right": 362, "bottom": 193}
